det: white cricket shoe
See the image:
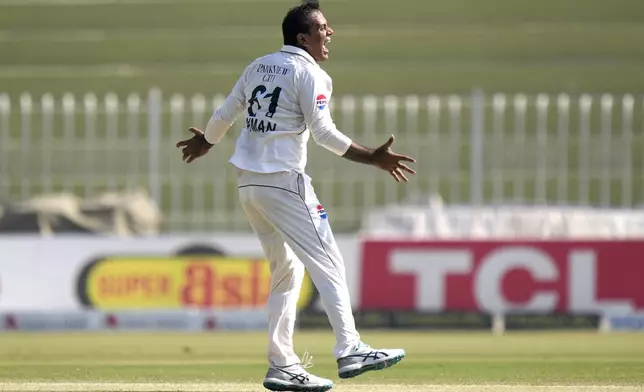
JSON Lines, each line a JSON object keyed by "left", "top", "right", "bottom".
{"left": 263, "top": 353, "right": 333, "bottom": 392}
{"left": 337, "top": 341, "right": 406, "bottom": 379}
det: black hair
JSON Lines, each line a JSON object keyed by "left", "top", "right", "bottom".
{"left": 282, "top": 0, "right": 321, "bottom": 47}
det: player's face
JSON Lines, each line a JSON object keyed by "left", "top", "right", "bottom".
{"left": 302, "top": 11, "right": 334, "bottom": 62}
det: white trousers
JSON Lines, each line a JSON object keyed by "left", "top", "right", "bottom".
{"left": 237, "top": 169, "right": 361, "bottom": 367}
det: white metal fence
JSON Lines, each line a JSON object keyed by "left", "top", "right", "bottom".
{"left": 0, "top": 89, "right": 642, "bottom": 232}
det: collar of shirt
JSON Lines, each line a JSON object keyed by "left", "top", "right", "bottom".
{"left": 280, "top": 45, "right": 318, "bottom": 67}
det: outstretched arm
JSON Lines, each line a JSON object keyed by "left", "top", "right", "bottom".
{"left": 342, "top": 135, "right": 416, "bottom": 182}
{"left": 299, "top": 71, "right": 416, "bottom": 182}
{"left": 176, "top": 64, "right": 250, "bottom": 163}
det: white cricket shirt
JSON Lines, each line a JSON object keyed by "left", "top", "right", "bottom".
{"left": 204, "top": 45, "right": 353, "bottom": 173}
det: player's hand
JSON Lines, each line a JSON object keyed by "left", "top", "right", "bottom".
{"left": 175, "top": 127, "right": 213, "bottom": 163}
{"left": 372, "top": 135, "right": 416, "bottom": 182}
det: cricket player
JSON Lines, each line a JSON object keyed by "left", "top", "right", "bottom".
{"left": 176, "top": 1, "right": 415, "bottom": 390}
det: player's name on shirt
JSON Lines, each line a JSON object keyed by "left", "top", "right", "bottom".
{"left": 246, "top": 117, "right": 277, "bottom": 133}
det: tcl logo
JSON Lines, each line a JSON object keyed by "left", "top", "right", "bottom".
{"left": 360, "top": 241, "right": 644, "bottom": 314}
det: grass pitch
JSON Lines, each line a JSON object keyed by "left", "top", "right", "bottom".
{"left": 0, "top": 331, "right": 643, "bottom": 391}
{"left": 1, "top": 384, "right": 644, "bottom": 392}
{"left": 1, "top": 0, "right": 644, "bottom": 96}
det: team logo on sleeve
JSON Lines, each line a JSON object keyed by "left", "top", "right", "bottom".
{"left": 316, "top": 94, "right": 328, "bottom": 110}
{"left": 316, "top": 205, "right": 327, "bottom": 219}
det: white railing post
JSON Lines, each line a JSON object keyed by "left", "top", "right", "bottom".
{"left": 147, "top": 88, "right": 162, "bottom": 208}
{"left": 448, "top": 95, "right": 462, "bottom": 202}
{"left": 341, "top": 95, "right": 356, "bottom": 221}
{"left": 492, "top": 93, "right": 506, "bottom": 204}
{"left": 83, "top": 93, "right": 98, "bottom": 197}
{"left": 212, "top": 94, "right": 226, "bottom": 230}
{"left": 340, "top": 95, "right": 356, "bottom": 134}
{"left": 191, "top": 93, "right": 208, "bottom": 229}
{"left": 404, "top": 95, "right": 420, "bottom": 197}
{"left": 0, "top": 94, "right": 10, "bottom": 201}
{"left": 427, "top": 95, "right": 441, "bottom": 196}
{"left": 41, "top": 93, "right": 55, "bottom": 194}
{"left": 191, "top": 93, "right": 207, "bottom": 128}
{"left": 536, "top": 94, "right": 549, "bottom": 204}
{"left": 579, "top": 94, "right": 593, "bottom": 205}
{"left": 513, "top": 94, "right": 527, "bottom": 203}
{"left": 169, "top": 93, "right": 185, "bottom": 229}
{"left": 105, "top": 93, "right": 119, "bottom": 192}
{"left": 621, "top": 94, "right": 634, "bottom": 207}
{"left": 384, "top": 95, "right": 398, "bottom": 204}
{"left": 126, "top": 93, "right": 141, "bottom": 189}
{"left": 362, "top": 95, "right": 378, "bottom": 210}
{"left": 600, "top": 94, "right": 614, "bottom": 207}
{"left": 470, "top": 89, "right": 484, "bottom": 206}
{"left": 556, "top": 94, "right": 570, "bottom": 204}
{"left": 20, "top": 93, "right": 33, "bottom": 199}
{"left": 62, "top": 93, "right": 76, "bottom": 193}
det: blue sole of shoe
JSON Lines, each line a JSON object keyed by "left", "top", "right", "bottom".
{"left": 263, "top": 381, "right": 333, "bottom": 392}
{"left": 338, "top": 353, "right": 406, "bottom": 379}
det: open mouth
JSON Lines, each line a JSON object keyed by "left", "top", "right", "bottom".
{"left": 323, "top": 37, "right": 331, "bottom": 53}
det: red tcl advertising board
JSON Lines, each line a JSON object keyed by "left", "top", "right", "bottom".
{"left": 360, "top": 240, "right": 644, "bottom": 314}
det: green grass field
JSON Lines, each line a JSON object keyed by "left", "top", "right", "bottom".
{"left": 1, "top": 0, "right": 644, "bottom": 96}
{"left": 1, "top": 331, "right": 643, "bottom": 391}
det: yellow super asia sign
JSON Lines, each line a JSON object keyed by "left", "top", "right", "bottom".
{"left": 76, "top": 257, "right": 316, "bottom": 310}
